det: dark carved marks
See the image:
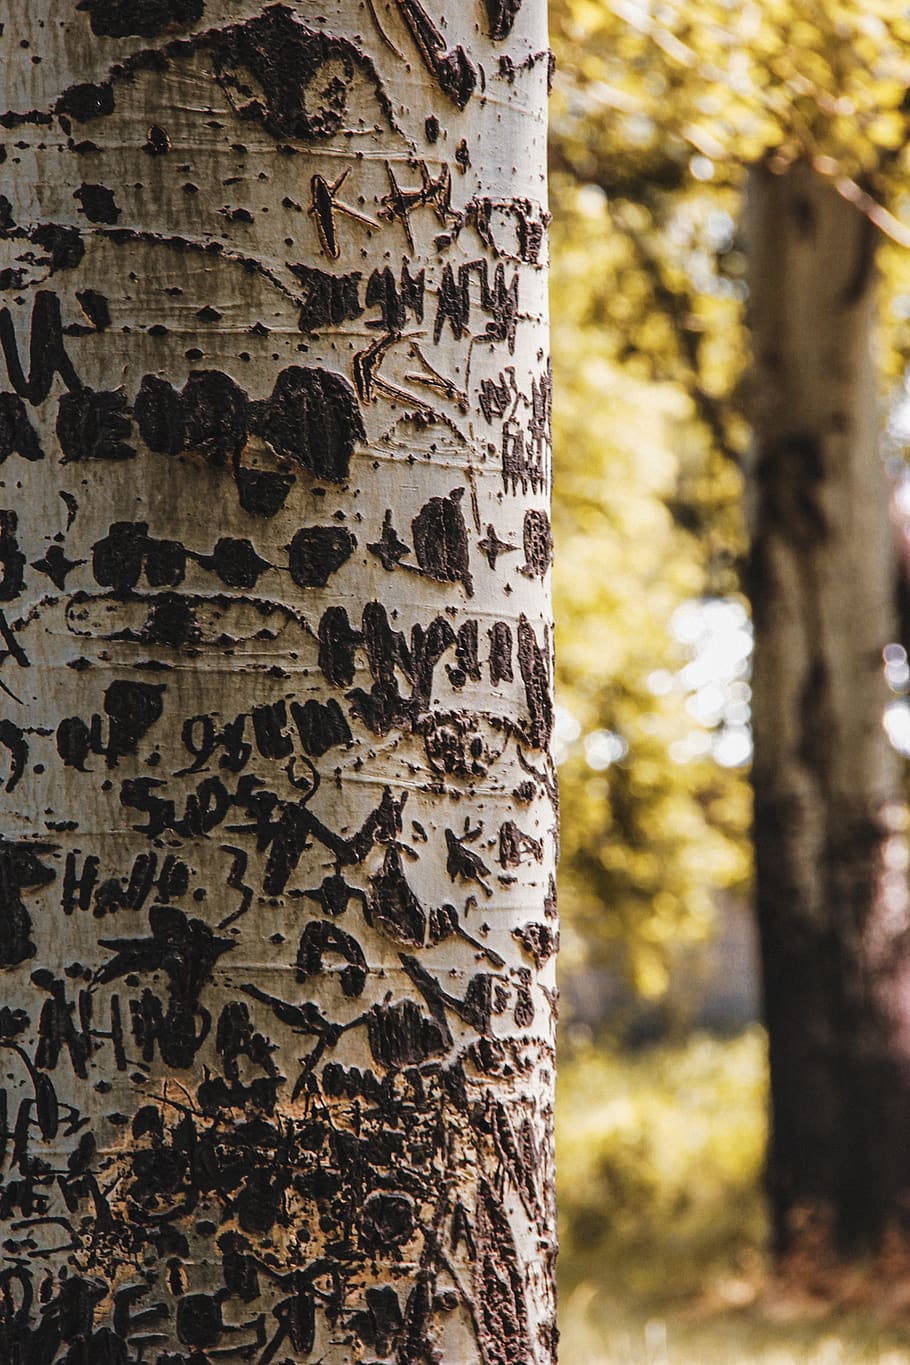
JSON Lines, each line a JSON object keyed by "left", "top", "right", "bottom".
{"left": 200, "top": 537, "right": 270, "bottom": 589}
{"left": 295, "top": 265, "right": 363, "bottom": 333}
{"left": 0, "top": 3, "right": 556, "bottom": 1356}
{"left": 501, "top": 364, "right": 552, "bottom": 496}
{"left": 368, "top": 847, "right": 425, "bottom": 946}
{"left": 521, "top": 508, "right": 553, "bottom": 577}
{"left": 261, "top": 785, "right": 407, "bottom": 895}
{"left": 57, "top": 387, "right": 136, "bottom": 462}
{"left": 365, "top": 261, "right": 425, "bottom": 331}
{"left": 452, "top": 619, "right": 482, "bottom": 687}
{"left": 367, "top": 996, "right": 447, "bottom": 1067}
{"left": 315, "top": 601, "right": 525, "bottom": 737}
{"left": 76, "top": 0, "right": 205, "bottom": 38}
{"left": 75, "top": 289, "right": 111, "bottom": 332}
{"left": 355, "top": 604, "right": 457, "bottom": 735}
{"left": 56, "top": 81, "right": 116, "bottom": 122}
{"left": 475, "top": 1179, "right": 533, "bottom": 1365}
{"left": 62, "top": 848, "right": 189, "bottom": 920}
{"left": 92, "top": 522, "right": 185, "bottom": 595}
{"left": 445, "top": 826, "right": 493, "bottom": 898}
{"left": 480, "top": 372, "right": 515, "bottom": 424}
{"left": 297, "top": 920, "right": 367, "bottom": 998}
{"left": 434, "top": 259, "right": 519, "bottom": 352}
{"left": 514, "top": 921, "right": 558, "bottom": 967}
{"left": 0, "top": 512, "right": 25, "bottom": 603}
{"left": 57, "top": 679, "right": 165, "bottom": 771}
{"left": 208, "top": 6, "right": 395, "bottom": 139}
{"left": 368, "top": 510, "right": 411, "bottom": 571}
{"left": 422, "top": 711, "right": 498, "bottom": 779}
{"left": 0, "top": 394, "right": 44, "bottom": 465}
{"left": 488, "top": 622, "right": 513, "bottom": 686}
{"left": 234, "top": 468, "right": 294, "bottom": 518}
{"left": 288, "top": 526, "right": 356, "bottom": 589}
{"left": 143, "top": 123, "right": 171, "bottom": 155}
{"left": 478, "top": 524, "right": 517, "bottom": 570}
{"left": 0, "top": 720, "right": 27, "bottom": 793}
{"left": 499, "top": 820, "right": 543, "bottom": 868}
{"left": 135, "top": 369, "right": 247, "bottom": 466}
{"left": 74, "top": 183, "right": 121, "bottom": 224}
{"left": 304, "top": 873, "right": 365, "bottom": 918}
{"left": 393, "top": 0, "right": 477, "bottom": 108}
{"left": 517, "top": 616, "right": 553, "bottom": 749}
{"left": 412, "top": 489, "right": 473, "bottom": 595}
{"left": 252, "top": 365, "right": 365, "bottom": 482}
{"left": 133, "top": 374, "right": 186, "bottom": 457}
{"left": 174, "top": 696, "right": 349, "bottom": 777}
{"left": 400, "top": 952, "right": 500, "bottom": 1037}
{"left": 0, "top": 840, "right": 54, "bottom": 968}
{"left": 437, "top": 196, "right": 550, "bottom": 265}
{"left": 361, "top": 1190, "right": 414, "bottom": 1245}
{"left": 135, "top": 365, "right": 365, "bottom": 501}
{"left": 0, "top": 291, "right": 81, "bottom": 406}
{"left": 309, "top": 170, "right": 377, "bottom": 260}
{"left": 318, "top": 606, "right": 360, "bottom": 688}
{"left": 292, "top": 698, "right": 352, "bottom": 757}
{"left": 30, "top": 224, "right": 85, "bottom": 271}
{"left": 484, "top": 0, "right": 524, "bottom": 40}
{"left": 97, "top": 906, "right": 233, "bottom": 1068}
{"left": 380, "top": 161, "right": 453, "bottom": 250}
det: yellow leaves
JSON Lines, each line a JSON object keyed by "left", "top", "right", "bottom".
{"left": 633, "top": 949, "right": 671, "bottom": 1000}
{"left": 852, "top": 33, "right": 889, "bottom": 67}
{"left": 549, "top": 0, "right": 910, "bottom": 1016}
{"left": 550, "top": 107, "right": 753, "bottom": 1000}
{"left": 865, "top": 111, "right": 907, "bottom": 151}
{"left": 556, "top": 1032, "right": 769, "bottom": 1288}
{"left": 865, "top": 77, "right": 908, "bottom": 109}
{"left": 564, "top": 0, "right": 614, "bottom": 38}
{"left": 737, "top": 123, "right": 786, "bottom": 165}
{"left": 787, "top": 18, "right": 825, "bottom": 50}
{"left": 554, "top": 0, "right": 910, "bottom": 181}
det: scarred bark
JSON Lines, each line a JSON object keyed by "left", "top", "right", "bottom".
{"left": 0, "top": 4, "right": 557, "bottom": 1361}
{"left": 748, "top": 161, "right": 910, "bottom": 1255}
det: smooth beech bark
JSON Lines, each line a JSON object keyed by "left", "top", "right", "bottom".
{"left": 748, "top": 161, "right": 910, "bottom": 1255}
{"left": 0, "top": 4, "right": 557, "bottom": 1361}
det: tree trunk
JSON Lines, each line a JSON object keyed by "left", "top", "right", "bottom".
{"left": 747, "top": 160, "right": 910, "bottom": 1256}
{"left": 0, "top": 4, "right": 557, "bottom": 1361}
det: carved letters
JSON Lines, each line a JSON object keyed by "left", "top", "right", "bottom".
{"left": 0, "top": 2, "right": 555, "bottom": 1361}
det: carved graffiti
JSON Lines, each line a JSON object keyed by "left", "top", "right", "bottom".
{"left": 0, "top": 1, "right": 555, "bottom": 1360}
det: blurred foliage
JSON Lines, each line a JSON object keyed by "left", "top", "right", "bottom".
{"left": 551, "top": 1, "right": 910, "bottom": 1348}
{"left": 550, "top": 1, "right": 910, "bottom": 183}
{"left": 558, "top": 1033, "right": 910, "bottom": 1361}
{"left": 550, "top": 0, "right": 910, "bottom": 998}
{"left": 550, "top": 289, "right": 751, "bottom": 995}
{"left": 557, "top": 1029, "right": 768, "bottom": 1295}
{"left": 550, "top": 40, "right": 750, "bottom": 1000}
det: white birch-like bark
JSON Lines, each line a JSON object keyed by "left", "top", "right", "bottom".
{"left": 0, "top": 3, "right": 557, "bottom": 1361}
{"left": 748, "top": 162, "right": 910, "bottom": 1252}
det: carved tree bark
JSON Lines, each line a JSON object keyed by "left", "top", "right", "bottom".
{"left": 0, "top": 4, "right": 557, "bottom": 1362}
{"left": 747, "top": 161, "right": 910, "bottom": 1256}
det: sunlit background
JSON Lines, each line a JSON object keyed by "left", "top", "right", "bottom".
{"left": 549, "top": 1, "right": 910, "bottom": 1359}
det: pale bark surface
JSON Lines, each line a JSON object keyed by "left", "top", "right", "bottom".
{"left": 0, "top": 3, "right": 557, "bottom": 1361}
{"left": 747, "top": 162, "right": 910, "bottom": 1252}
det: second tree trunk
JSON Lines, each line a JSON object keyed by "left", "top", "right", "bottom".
{"left": 748, "top": 161, "right": 910, "bottom": 1255}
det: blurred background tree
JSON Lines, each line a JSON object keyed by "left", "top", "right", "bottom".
{"left": 550, "top": 0, "right": 910, "bottom": 1288}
